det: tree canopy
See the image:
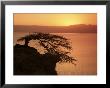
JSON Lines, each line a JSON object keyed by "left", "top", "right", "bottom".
{"left": 17, "top": 32, "right": 76, "bottom": 65}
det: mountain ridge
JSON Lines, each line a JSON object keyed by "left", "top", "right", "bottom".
{"left": 14, "top": 24, "right": 97, "bottom": 33}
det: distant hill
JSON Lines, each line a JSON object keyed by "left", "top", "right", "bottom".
{"left": 14, "top": 24, "right": 97, "bottom": 33}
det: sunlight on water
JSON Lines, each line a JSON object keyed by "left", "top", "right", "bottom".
{"left": 14, "top": 32, "right": 97, "bottom": 75}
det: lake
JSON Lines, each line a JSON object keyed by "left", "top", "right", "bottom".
{"left": 14, "top": 32, "right": 97, "bottom": 75}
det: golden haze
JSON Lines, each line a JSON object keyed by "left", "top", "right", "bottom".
{"left": 14, "top": 13, "right": 97, "bottom": 26}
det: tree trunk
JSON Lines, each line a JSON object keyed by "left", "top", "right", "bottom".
{"left": 25, "top": 39, "right": 29, "bottom": 46}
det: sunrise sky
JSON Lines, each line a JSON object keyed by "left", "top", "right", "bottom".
{"left": 14, "top": 13, "right": 97, "bottom": 26}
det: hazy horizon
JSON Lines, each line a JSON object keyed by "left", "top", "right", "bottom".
{"left": 14, "top": 24, "right": 97, "bottom": 33}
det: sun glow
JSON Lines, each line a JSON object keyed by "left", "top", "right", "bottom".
{"left": 14, "top": 13, "right": 97, "bottom": 26}
{"left": 61, "top": 19, "right": 81, "bottom": 26}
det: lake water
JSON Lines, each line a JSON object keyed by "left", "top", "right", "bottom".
{"left": 14, "top": 32, "right": 97, "bottom": 75}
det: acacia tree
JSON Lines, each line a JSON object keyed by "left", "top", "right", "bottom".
{"left": 17, "top": 32, "right": 76, "bottom": 65}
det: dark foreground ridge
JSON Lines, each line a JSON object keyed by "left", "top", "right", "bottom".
{"left": 14, "top": 44, "right": 57, "bottom": 75}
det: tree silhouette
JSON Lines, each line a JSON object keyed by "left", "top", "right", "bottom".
{"left": 14, "top": 33, "right": 76, "bottom": 75}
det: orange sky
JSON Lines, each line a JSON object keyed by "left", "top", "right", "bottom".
{"left": 14, "top": 13, "right": 97, "bottom": 26}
